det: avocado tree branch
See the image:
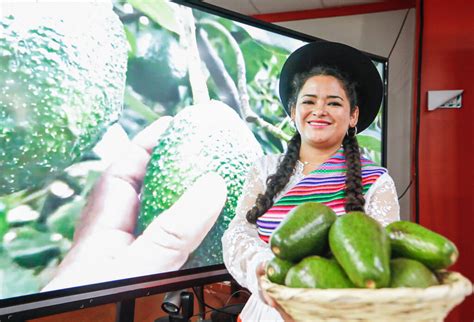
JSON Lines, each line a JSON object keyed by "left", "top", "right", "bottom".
{"left": 196, "top": 28, "right": 240, "bottom": 113}
{"left": 177, "top": 6, "right": 209, "bottom": 104}
{"left": 254, "top": 118, "right": 291, "bottom": 142}
{"left": 199, "top": 19, "right": 291, "bottom": 142}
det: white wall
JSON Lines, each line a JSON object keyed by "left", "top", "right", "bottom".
{"left": 276, "top": 9, "right": 416, "bottom": 220}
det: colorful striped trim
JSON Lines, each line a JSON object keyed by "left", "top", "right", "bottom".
{"left": 256, "top": 149, "right": 386, "bottom": 243}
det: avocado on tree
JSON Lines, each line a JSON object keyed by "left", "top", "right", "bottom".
{"left": 137, "top": 6, "right": 263, "bottom": 267}
{"left": 0, "top": 3, "right": 128, "bottom": 195}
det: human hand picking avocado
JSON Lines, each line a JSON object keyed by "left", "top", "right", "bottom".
{"left": 42, "top": 117, "right": 228, "bottom": 291}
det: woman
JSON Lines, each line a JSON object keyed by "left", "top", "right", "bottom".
{"left": 222, "top": 41, "right": 400, "bottom": 321}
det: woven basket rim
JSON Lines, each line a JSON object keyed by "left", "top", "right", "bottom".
{"left": 262, "top": 271, "right": 473, "bottom": 303}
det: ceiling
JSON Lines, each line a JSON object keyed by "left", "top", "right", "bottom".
{"left": 202, "top": 0, "right": 385, "bottom": 16}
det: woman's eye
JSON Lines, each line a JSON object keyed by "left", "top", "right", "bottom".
{"left": 328, "top": 102, "right": 342, "bottom": 106}
{"left": 302, "top": 100, "right": 314, "bottom": 105}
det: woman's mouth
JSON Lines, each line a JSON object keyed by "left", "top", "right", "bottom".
{"left": 308, "top": 120, "right": 331, "bottom": 128}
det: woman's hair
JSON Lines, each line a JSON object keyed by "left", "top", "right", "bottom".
{"left": 246, "top": 133, "right": 301, "bottom": 223}
{"left": 246, "top": 66, "right": 364, "bottom": 224}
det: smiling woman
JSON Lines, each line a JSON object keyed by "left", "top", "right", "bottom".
{"left": 222, "top": 40, "right": 400, "bottom": 321}
{"left": 291, "top": 72, "right": 359, "bottom": 170}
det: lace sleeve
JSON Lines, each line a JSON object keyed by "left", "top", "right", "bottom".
{"left": 364, "top": 172, "right": 400, "bottom": 227}
{"left": 222, "top": 159, "right": 274, "bottom": 294}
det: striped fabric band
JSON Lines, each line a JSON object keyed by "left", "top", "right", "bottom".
{"left": 256, "top": 148, "right": 386, "bottom": 243}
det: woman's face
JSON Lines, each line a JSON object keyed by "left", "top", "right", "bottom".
{"left": 291, "top": 75, "right": 359, "bottom": 150}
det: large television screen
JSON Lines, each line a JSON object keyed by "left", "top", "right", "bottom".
{"left": 0, "top": 0, "right": 387, "bottom": 318}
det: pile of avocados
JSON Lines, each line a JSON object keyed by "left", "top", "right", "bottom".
{"left": 266, "top": 202, "right": 459, "bottom": 289}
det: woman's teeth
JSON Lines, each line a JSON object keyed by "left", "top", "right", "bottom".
{"left": 309, "top": 121, "right": 329, "bottom": 126}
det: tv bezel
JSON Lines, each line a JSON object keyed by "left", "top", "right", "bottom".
{"left": 0, "top": 1, "right": 388, "bottom": 320}
{"left": 0, "top": 264, "right": 229, "bottom": 320}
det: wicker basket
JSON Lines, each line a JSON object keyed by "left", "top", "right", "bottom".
{"left": 261, "top": 271, "right": 473, "bottom": 322}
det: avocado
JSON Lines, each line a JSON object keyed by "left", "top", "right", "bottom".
{"left": 270, "top": 202, "right": 336, "bottom": 262}
{"left": 0, "top": 5, "right": 128, "bottom": 195}
{"left": 138, "top": 100, "right": 262, "bottom": 267}
{"left": 266, "top": 256, "right": 294, "bottom": 285}
{"left": 285, "top": 256, "right": 354, "bottom": 289}
{"left": 386, "top": 221, "right": 458, "bottom": 270}
{"left": 329, "top": 211, "right": 391, "bottom": 288}
{"left": 389, "top": 258, "right": 439, "bottom": 288}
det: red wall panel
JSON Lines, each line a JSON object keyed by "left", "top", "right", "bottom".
{"left": 416, "top": 0, "right": 474, "bottom": 320}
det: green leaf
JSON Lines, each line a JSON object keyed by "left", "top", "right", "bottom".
{"left": 0, "top": 202, "right": 7, "bottom": 239}
{"left": 253, "top": 128, "right": 283, "bottom": 154}
{"left": 357, "top": 134, "right": 382, "bottom": 165}
{"left": 46, "top": 197, "right": 86, "bottom": 240}
{"left": 124, "top": 25, "right": 137, "bottom": 58}
{"left": 0, "top": 251, "right": 40, "bottom": 298}
{"left": 232, "top": 22, "right": 300, "bottom": 55}
{"left": 0, "top": 190, "right": 28, "bottom": 209}
{"left": 357, "top": 134, "right": 381, "bottom": 152}
{"left": 3, "top": 226, "right": 63, "bottom": 268}
{"left": 202, "top": 18, "right": 274, "bottom": 83}
{"left": 128, "top": 0, "right": 180, "bottom": 35}
{"left": 240, "top": 39, "right": 272, "bottom": 83}
{"left": 124, "top": 87, "right": 160, "bottom": 122}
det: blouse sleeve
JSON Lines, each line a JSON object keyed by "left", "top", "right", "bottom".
{"left": 364, "top": 172, "right": 401, "bottom": 227}
{"left": 222, "top": 159, "right": 274, "bottom": 294}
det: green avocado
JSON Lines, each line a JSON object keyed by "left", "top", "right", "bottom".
{"left": 389, "top": 258, "right": 439, "bottom": 288}
{"left": 329, "top": 211, "right": 391, "bottom": 288}
{"left": 138, "top": 100, "right": 262, "bottom": 267}
{"left": 285, "top": 256, "right": 354, "bottom": 289}
{"left": 386, "top": 221, "right": 458, "bottom": 270}
{"left": 0, "top": 6, "right": 128, "bottom": 195}
{"left": 266, "top": 256, "right": 294, "bottom": 285}
{"left": 270, "top": 202, "right": 336, "bottom": 262}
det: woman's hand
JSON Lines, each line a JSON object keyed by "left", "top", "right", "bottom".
{"left": 256, "top": 262, "right": 295, "bottom": 322}
{"left": 42, "top": 117, "right": 228, "bottom": 291}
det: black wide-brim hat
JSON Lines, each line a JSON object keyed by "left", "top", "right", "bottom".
{"left": 279, "top": 41, "right": 383, "bottom": 133}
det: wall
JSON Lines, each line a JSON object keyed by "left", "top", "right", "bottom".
{"left": 272, "top": 9, "right": 416, "bottom": 220}
{"left": 416, "top": 0, "right": 474, "bottom": 320}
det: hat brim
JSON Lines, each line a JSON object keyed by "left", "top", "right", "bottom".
{"left": 279, "top": 41, "right": 383, "bottom": 133}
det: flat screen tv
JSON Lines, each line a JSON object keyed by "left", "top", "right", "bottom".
{"left": 0, "top": 0, "right": 387, "bottom": 319}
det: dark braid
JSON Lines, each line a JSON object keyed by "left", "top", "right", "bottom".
{"left": 343, "top": 127, "right": 365, "bottom": 212}
{"left": 246, "top": 133, "right": 301, "bottom": 224}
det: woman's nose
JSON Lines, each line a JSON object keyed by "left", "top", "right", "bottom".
{"left": 311, "top": 102, "right": 327, "bottom": 116}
